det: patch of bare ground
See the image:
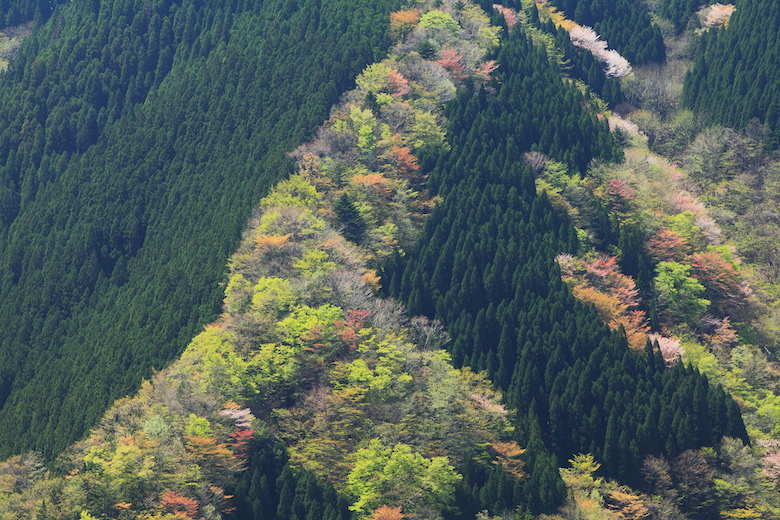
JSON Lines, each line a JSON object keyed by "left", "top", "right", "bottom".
{"left": 699, "top": 3, "right": 736, "bottom": 28}
{"left": 0, "top": 21, "right": 33, "bottom": 71}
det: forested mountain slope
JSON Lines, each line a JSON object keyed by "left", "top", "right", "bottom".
{"left": 0, "top": 0, "right": 67, "bottom": 26}
{"left": 545, "top": 0, "right": 665, "bottom": 64}
{"left": 0, "top": 4, "right": 535, "bottom": 517}
{"left": 381, "top": 22, "right": 747, "bottom": 495}
{"left": 0, "top": 0, "right": 399, "bottom": 459}
{"left": 682, "top": 0, "right": 780, "bottom": 149}
{"left": 0, "top": 0, "right": 771, "bottom": 518}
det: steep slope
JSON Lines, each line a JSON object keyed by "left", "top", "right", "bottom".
{"left": 545, "top": 0, "right": 665, "bottom": 64}
{"left": 0, "top": 0, "right": 399, "bottom": 459}
{"left": 0, "top": 0, "right": 67, "bottom": 25}
{"left": 382, "top": 16, "right": 747, "bottom": 495}
{"left": 0, "top": 6, "right": 530, "bottom": 516}
{"left": 682, "top": 0, "right": 780, "bottom": 149}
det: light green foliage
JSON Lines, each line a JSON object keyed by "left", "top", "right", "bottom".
{"left": 730, "top": 345, "right": 771, "bottom": 388}
{"left": 350, "top": 106, "right": 378, "bottom": 153}
{"left": 409, "top": 110, "right": 447, "bottom": 152}
{"left": 455, "top": 4, "right": 491, "bottom": 38}
{"left": 79, "top": 512, "right": 99, "bottom": 520}
{"left": 347, "top": 438, "right": 461, "bottom": 516}
{"left": 562, "top": 453, "right": 603, "bottom": 492}
{"left": 185, "top": 414, "right": 213, "bottom": 437}
{"left": 253, "top": 207, "right": 325, "bottom": 237}
{"left": 248, "top": 342, "right": 301, "bottom": 384}
{"left": 358, "top": 125, "right": 378, "bottom": 153}
{"left": 367, "top": 222, "right": 401, "bottom": 257}
{"left": 332, "top": 119, "right": 348, "bottom": 133}
{"left": 683, "top": 338, "right": 780, "bottom": 439}
{"left": 708, "top": 244, "right": 739, "bottom": 267}
{"left": 260, "top": 174, "right": 320, "bottom": 208}
{"left": 224, "top": 273, "right": 252, "bottom": 314}
{"left": 426, "top": 354, "right": 464, "bottom": 413}
{"left": 655, "top": 261, "right": 710, "bottom": 323}
{"left": 419, "top": 10, "right": 461, "bottom": 34}
{"left": 83, "top": 441, "right": 155, "bottom": 491}
{"left": 540, "top": 161, "right": 582, "bottom": 194}
{"left": 293, "top": 249, "right": 337, "bottom": 276}
{"left": 181, "top": 328, "right": 255, "bottom": 399}
{"left": 356, "top": 63, "right": 393, "bottom": 94}
{"left": 754, "top": 399, "right": 780, "bottom": 438}
{"left": 714, "top": 437, "right": 765, "bottom": 512}
{"left": 569, "top": 453, "right": 602, "bottom": 490}
{"left": 338, "top": 337, "right": 413, "bottom": 397}
{"left": 252, "top": 277, "right": 296, "bottom": 315}
{"left": 375, "top": 92, "right": 395, "bottom": 108}
{"left": 477, "top": 26, "right": 500, "bottom": 50}
{"left": 349, "top": 105, "right": 375, "bottom": 128}
{"left": 379, "top": 123, "right": 393, "bottom": 143}
{"left": 277, "top": 304, "right": 344, "bottom": 347}
{"left": 344, "top": 359, "right": 376, "bottom": 387}
{"left": 570, "top": 453, "right": 602, "bottom": 476}
{"left": 665, "top": 211, "right": 705, "bottom": 247}
{"left": 422, "top": 353, "right": 513, "bottom": 440}
{"left": 142, "top": 415, "right": 171, "bottom": 439}
{"left": 681, "top": 340, "right": 722, "bottom": 379}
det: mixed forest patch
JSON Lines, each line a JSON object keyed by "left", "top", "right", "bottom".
{"left": 1, "top": 0, "right": 780, "bottom": 519}
{"left": 0, "top": 1, "right": 532, "bottom": 519}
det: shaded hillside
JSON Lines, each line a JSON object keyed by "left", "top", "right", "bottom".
{"left": 382, "top": 25, "right": 747, "bottom": 494}
{"left": 656, "top": 0, "right": 709, "bottom": 30}
{"left": 682, "top": 0, "right": 780, "bottom": 148}
{"left": 0, "top": 0, "right": 399, "bottom": 459}
{"left": 545, "top": 0, "right": 665, "bottom": 64}
{"left": 0, "top": 0, "right": 68, "bottom": 25}
{"left": 0, "top": 12, "right": 531, "bottom": 513}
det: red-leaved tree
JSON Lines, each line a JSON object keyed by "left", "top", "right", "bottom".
{"left": 371, "top": 505, "right": 406, "bottom": 520}
{"left": 646, "top": 227, "right": 692, "bottom": 263}
{"left": 437, "top": 48, "right": 467, "bottom": 78}
{"left": 160, "top": 490, "right": 199, "bottom": 519}
{"left": 689, "top": 250, "right": 745, "bottom": 314}
{"left": 607, "top": 178, "right": 636, "bottom": 212}
{"left": 387, "top": 70, "right": 411, "bottom": 97}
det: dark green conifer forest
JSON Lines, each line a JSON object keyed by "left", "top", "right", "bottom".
{"left": 0, "top": 0, "right": 399, "bottom": 458}
{"left": 0, "top": 0, "right": 67, "bottom": 26}
{"left": 682, "top": 0, "right": 780, "bottom": 149}
{"left": 547, "top": 0, "right": 665, "bottom": 64}
{"left": 656, "top": 0, "right": 708, "bottom": 30}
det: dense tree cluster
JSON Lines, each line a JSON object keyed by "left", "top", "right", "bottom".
{"left": 231, "top": 439, "right": 353, "bottom": 520}
{"left": 0, "top": 0, "right": 771, "bottom": 517}
{"left": 550, "top": 22, "right": 625, "bottom": 106}
{"left": 493, "top": 2, "right": 625, "bottom": 106}
{"left": 0, "top": 0, "right": 67, "bottom": 26}
{"left": 0, "top": 2, "right": 536, "bottom": 517}
{"left": 0, "top": 0, "right": 400, "bottom": 459}
{"left": 547, "top": 0, "right": 665, "bottom": 65}
{"left": 382, "top": 25, "right": 747, "bottom": 501}
{"left": 682, "top": 0, "right": 780, "bottom": 149}
{"left": 655, "top": 0, "right": 707, "bottom": 30}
